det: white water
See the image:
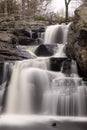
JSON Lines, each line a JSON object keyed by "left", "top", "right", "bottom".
{"left": 4, "top": 58, "right": 87, "bottom": 116}
{"left": 44, "top": 24, "right": 69, "bottom": 44}
{"left": 1, "top": 24, "right": 86, "bottom": 117}
{"left": 53, "top": 44, "right": 66, "bottom": 57}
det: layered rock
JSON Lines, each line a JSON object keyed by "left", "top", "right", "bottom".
{"left": 0, "top": 20, "right": 46, "bottom": 60}
{"left": 0, "top": 31, "right": 36, "bottom": 60}
{"left": 66, "top": 2, "right": 87, "bottom": 79}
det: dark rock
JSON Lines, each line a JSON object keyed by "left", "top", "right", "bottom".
{"left": 13, "top": 29, "right": 31, "bottom": 37}
{"left": 32, "top": 32, "right": 38, "bottom": 39}
{"left": 34, "top": 44, "right": 55, "bottom": 56}
{"left": 31, "top": 29, "right": 38, "bottom": 39}
{"left": 62, "top": 59, "right": 72, "bottom": 75}
{"left": 78, "top": 30, "right": 87, "bottom": 46}
{"left": 0, "top": 63, "right": 4, "bottom": 85}
{"left": 52, "top": 123, "right": 56, "bottom": 127}
{"left": 13, "top": 29, "right": 39, "bottom": 45}
{"left": 38, "top": 27, "right": 45, "bottom": 32}
{"left": 50, "top": 57, "right": 67, "bottom": 71}
{"left": 18, "top": 36, "right": 34, "bottom": 45}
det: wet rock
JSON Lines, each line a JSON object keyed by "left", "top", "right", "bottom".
{"left": 34, "top": 44, "right": 55, "bottom": 56}
{"left": 18, "top": 36, "right": 35, "bottom": 45}
{"left": 38, "top": 27, "right": 45, "bottom": 32}
{"left": 32, "top": 31, "right": 38, "bottom": 39}
{"left": 13, "top": 29, "right": 31, "bottom": 37}
{"left": 50, "top": 57, "right": 67, "bottom": 71}
{"left": 61, "top": 59, "right": 73, "bottom": 76}
{"left": 66, "top": 2, "right": 87, "bottom": 79}
{"left": 13, "top": 28, "right": 39, "bottom": 45}
{"left": 0, "top": 63, "right": 4, "bottom": 85}
{"left": 78, "top": 30, "right": 87, "bottom": 46}
{"left": 17, "top": 47, "right": 36, "bottom": 59}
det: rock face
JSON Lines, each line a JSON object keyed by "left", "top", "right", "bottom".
{"left": 0, "top": 31, "right": 36, "bottom": 60}
{"left": 66, "top": 2, "right": 87, "bottom": 79}
{"left": 0, "top": 20, "right": 46, "bottom": 60}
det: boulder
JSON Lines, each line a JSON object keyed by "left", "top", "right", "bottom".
{"left": 66, "top": 2, "right": 87, "bottom": 79}
{"left": 50, "top": 57, "right": 67, "bottom": 71}
{"left": 38, "top": 27, "right": 45, "bottom": 32}
{"left": 34, "top": 44, "right": 56, "bottom": 56}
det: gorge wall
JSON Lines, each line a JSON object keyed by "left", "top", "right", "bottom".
{"left": 66, "top": 2, "right": 87, "bottom": 80}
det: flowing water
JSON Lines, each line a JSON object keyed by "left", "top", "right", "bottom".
{"left": 44, "top": 24, "right": 69, "bottom": 44}
{"left": 0, "top": 24, "right": 87, "bottom": 118}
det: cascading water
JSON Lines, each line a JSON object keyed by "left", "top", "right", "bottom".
{"left": 44, "top": 24, "right": 69, "bottom": 44}
{"left": 4, "top": 59, "right": 87, "bottom": 116}
{"left": 42, "top": 61, "right": 87, "bottom": 116}
{"left": 53, "top": 44, "right": 66, "bottom": 57}
{"left": 1, "top": 24, "right": 87, "bottom": 117}
{"left": 0, "top": 62, "right": 13, "bottom": 112}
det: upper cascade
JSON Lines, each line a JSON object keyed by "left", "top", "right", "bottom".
{"left": 44, "top": 24, "right": 70, "bottom": 44}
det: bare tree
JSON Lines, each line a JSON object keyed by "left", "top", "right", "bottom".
{"left": 21, "top": 0, "right": 26, "bottom": 19}
{"left": 64, "top": 0, "right": 71, "bottom": 22}
{"left": 39, "top": 0, "right": 52, "bottom": 14}
{"left": 4, "top": 0, "right": 7, "bottom": 17}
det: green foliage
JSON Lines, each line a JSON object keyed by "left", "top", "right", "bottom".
{"left": 56, "top": 17, "right": 66, "bottom": 23}
{"left": 34, "top": 15, "right": 46, "bottom": 21}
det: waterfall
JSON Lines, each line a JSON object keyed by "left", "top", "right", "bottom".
{"left": 4, "top": 59, "right": 87, "bottom": 116}
{"left": 1, "top": 24, "right": 87, "bottom": 117}
{"left": 0, "top": 62, "right": 13, "bottom": 112}
{"left": 44, "top": 24, "right": 69, "bottom": 44}
{"left": 53, "top": 44, "right": 66, "bottom": 57}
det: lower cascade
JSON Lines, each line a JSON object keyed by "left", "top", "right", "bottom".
{"left": 4, "top": 59, "right": 87, "bottom": 116}
{"left": 0, "top": 24, "right": 87, "bottom": 117}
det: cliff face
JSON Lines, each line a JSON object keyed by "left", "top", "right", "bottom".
{"left": 66, "top": 2, "right": 87, "bottom": 79}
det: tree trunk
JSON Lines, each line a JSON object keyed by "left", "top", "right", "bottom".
{"left": 65, "top": 4, "right": 68, "bottom": 23}
{"left": 4, "top": 0, "right": 7, "bottom": 17}
{"left": 22, "top": 0, "right": 25, "bottom": 20}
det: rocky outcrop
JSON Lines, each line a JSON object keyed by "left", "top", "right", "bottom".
{"left": 0, "top": 31, "right": 36, "bottom": 60}
{"left": 0, "top": 20, "right": 46, "bottom": 60}
{"left": 66, "top": 2, "right": 87, "bottom": 79}
{"left": 13, "top": 29, "right": 39, "bottom": 45}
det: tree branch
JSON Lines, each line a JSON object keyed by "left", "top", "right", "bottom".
{"left": 65, "top": 0, "right": 67, "bottom": 5}
{"left": 68, "top": 0, "right": 71, "bottom": 5}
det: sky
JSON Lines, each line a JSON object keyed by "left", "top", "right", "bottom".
{"left": 50, "top": 0, "right": 82, "bottom": 16}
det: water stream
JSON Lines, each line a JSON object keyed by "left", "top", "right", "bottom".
{"left": 0, "top": 24, "right": 87, "bottom": 117}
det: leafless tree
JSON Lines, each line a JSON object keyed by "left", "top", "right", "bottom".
{"left": 64, "top": 0, "right": 71, "bottom": 22}
{"left": 4, "top": 0, "right": 7, "bottom": 17}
